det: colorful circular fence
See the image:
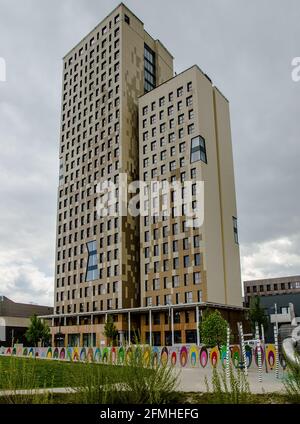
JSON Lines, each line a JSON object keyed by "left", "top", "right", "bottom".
{"left": 0, "top": 344, "right": 285, "bottom": 371}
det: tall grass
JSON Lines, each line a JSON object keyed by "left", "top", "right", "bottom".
{"left": 0, "top": 348, "right": 179, "bottom": 404}
{"left": 283, "top": 354, "right": 300, "bottom": 403}
{"left": 73, "top": 346, "right": 179, "bottom": 404}
{"left": 0, "top": 356, "right": 53, "bottom": 404}
{"left": 205, "top": 364, "right": 251, "bottom": 404}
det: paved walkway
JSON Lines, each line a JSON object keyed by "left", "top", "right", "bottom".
{"left": 177, "top": 367, "right": 287, "bottom": 393}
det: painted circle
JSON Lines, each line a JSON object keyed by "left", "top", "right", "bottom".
{"left": 80, "top": 348, "right": 86, "bottom": 361}
{"left": 60, "top": 348, "right": 66, "bottom": 360}
{"left": 180, "top": 346, "right": 188, "bottom": 367}
{"left": 231, "top": 346, "right": 240, "bottom": 368}
{"left": 152, "top": 347, "right": 160, "bottom": 367}
{"left": 266, "top": 344, "right": 276, "bottom": 369}
{"left": 161, "top": 347, "right": 169, "bottom": 366}
{"left": 87, "top": 348, "right": 94, "bottom": 362}
{"left": 117, "top": 347, "right": 124, "bottom": 364}
{"left": 102, "top": 347, "right": 109, "bottom": 362}
{"left": 245, "top": 345, "right": 252, "bottom": 368}
{"left": 189, "top": 346, "right": 198, "bottom": 367}
{"left": 67, "top": 347, "right": 73, "bottom": 361}
{"left": 111, "top": 347, "right": 117, "bottom": 364}
{"left": 72, "top": 348, "right": 79, "bottom": 362}
{"left": 210, "top": 347, "right": 219, "bottom": 367}
{"left": 220, "top": 346, "right": 227, "bottom": 366}
{"left": 254, "top": 346, "right": 265, "bottom": 367}
{"left": 143, "top": 347, "right": 151, "bottom": 366}
{"left": 94, "top": 348, "right": 101, "bottom": 363}
{"left": 200, "top": 347, "right": 208, "bottom": 368}
{"left": 171, "top": 351, "right": 177, "bottom": 366}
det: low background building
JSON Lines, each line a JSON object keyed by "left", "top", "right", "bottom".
{"left": 0, "top": 296, "right": 53, "bottom": 347}
{"left": 244, "top": 276, "right": 300, "bottom": 342}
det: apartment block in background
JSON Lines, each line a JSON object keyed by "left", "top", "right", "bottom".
{"left": 244, "top": 275, "right": 300, "bottom": 307}
{"left": 244, "top": 276, "right": 300, "bottom": 342}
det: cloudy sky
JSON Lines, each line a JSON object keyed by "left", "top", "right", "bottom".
{"left": 0, "top": 0, "right": 299, "bottom": 306}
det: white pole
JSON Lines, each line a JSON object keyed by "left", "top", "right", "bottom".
{"left": 91, "top": 314, "right": 93, "bottom": 347}
{"left": 274, "top": 324, "right": 279, "bottom": 379}
{"left": 149, "top": 309, "right": 152, "bottom": 346}
{"left": 128, "top": 311, "right": 131, "bottom": 346}
{"left": 256, "top": 323, "right": 262, "bottom": 383}
{"left": 196, "top": 306, "right": 200, "bottom": 346}
{"left": 226, "top": 326, "right": 230, "bottom": 379}
{"left": 261, "top": 324, "right": 268, "bottom": 373}
{"left": 171, "top": 307, "right": 174, "bottom": 347}
{"left": 240, "top": 323, "right": 248, "bottom": 376}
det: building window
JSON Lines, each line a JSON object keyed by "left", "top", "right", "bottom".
{"left": 194, "top": 253, "right": 201, "bottom": 266}
{"left": 124, "top": 14, "right": 130, "bottom": 25}
{"left": 189, "top": 136, "right": 207, "bottom": 165}
{"left": 186, "top": 96, "right": 193, "bottom": 106}
{"left": 159, "top": 96, "right": 165, "bottom": 107}
{"left": 153, "top": 278, "right": 160, "bottom": 290}
{"left": 188, "top": 123, "right": 195, "bottom": 134}
{"left": 165, "top": 294, "right": 172, "bottom": 305}
{"left": 174, "top": 312, "right": 180, "bottom": 324}
{"left": 177, "top": 86, "right": 183, "bottom": 97}
{"left": 144, "top": 44, "right": 156, "bottom": 92}
{"left": 173, "top": 275, "right": 179, "bottom": 288}
{"left": 85, "top": 240, "right": 98, "bottom": 281}
{"left": 233, "top": 217, "right": 239, "bottom": 244}
{"left": 198, "top": 290, "right": 202, "bottom": 302}
{"left": 185, "top": 291, "right": 193, "bottom": 303}
{"left": 193, "top": 272, "right": 201, "bottom": 285}
{"left": 184, "top": 255, "right": 190, "bottom": 267}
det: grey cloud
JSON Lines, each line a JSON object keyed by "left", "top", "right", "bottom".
{"left": 0, "top": 0, "right": 299, "bottom": 305}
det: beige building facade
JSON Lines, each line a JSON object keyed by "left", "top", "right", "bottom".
{"left": 138, "top": 66, "right": 242, "bottom": 343}
{"left": 48, "top": 4, "right": 244, "bottom": 347}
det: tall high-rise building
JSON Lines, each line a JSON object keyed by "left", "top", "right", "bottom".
{"left": 48, "top": 3, "right": 244, "bottom": 347}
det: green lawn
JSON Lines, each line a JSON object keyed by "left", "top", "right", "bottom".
{"left": 0, "top": 356, "right": 121, "bottom": 389}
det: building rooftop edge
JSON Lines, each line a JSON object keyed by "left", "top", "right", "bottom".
{"left": 138, "top": 64, "right": 229, "bottom": 102}
{"left": 0, "top": 295, "right": 53, "bottom": 310}
{"left": 62, "top": 3, "right": 173, "bottom": 62}
{"left": 39, "top": 301, "right": 246, "bottom": 319}
{"left": 244, "top": 275, "right": 300, "bottom": 284}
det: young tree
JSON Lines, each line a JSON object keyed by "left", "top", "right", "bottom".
{"left": 199, "top": 309, "right": 228, "bottom": 348}
{"left": 25, "top": 315, "right": 50, "bottom": 347}
{"left": 41, "top": 321, "right": 51, "bottom": 346}
{"left": 249, "top": 297, "right": 268, "bottom": 334}
{"left": 103, "top": 317, "right": 118, "bottom": 346}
